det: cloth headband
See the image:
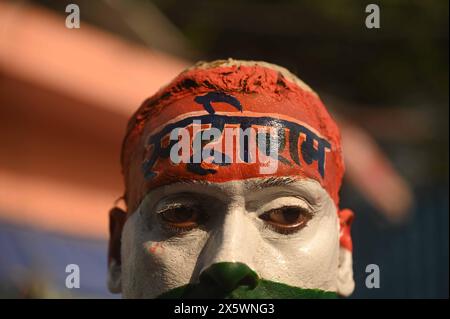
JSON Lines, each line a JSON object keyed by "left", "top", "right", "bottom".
{"left": 120, "top": 60, "right": 352, "bottom": 251}
{"left": 122, "top": 61, "right": 344, "bottom": 206}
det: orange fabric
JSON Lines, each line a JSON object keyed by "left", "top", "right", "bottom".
{"left": 122, "top": 64, "right": 345, "bottom": 208}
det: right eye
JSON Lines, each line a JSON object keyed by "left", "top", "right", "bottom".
{"left": 259, "top": 206, "right": 312, "bottom": 234}
{"left": 159, "top": 206, "right": 205, "bottom": 233}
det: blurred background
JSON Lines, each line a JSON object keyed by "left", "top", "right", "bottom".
{"left": 0, "top": 0, "right": 448, "bottom": 298}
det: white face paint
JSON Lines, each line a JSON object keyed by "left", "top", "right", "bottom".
{"left": 114, "top": 177, "right": 353, "bottom": 298}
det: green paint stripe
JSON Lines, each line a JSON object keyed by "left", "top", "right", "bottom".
{"left": 158, "top": 279, "right": 337, "bottom": 299}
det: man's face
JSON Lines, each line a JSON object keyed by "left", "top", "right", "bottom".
{"left": 109, "top": 61, "right": 355, "bottom": 298}
{"left": 117, "top": 177, "right": 346, "bottom": 298}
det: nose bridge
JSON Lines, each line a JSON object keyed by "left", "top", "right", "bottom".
{"left": 218, "top": 205, "right": 247, "bottom": 257}
{"left": 199, "top": 203, "right": 256, "bottom": 274}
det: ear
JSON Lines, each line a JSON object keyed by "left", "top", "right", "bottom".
{"left": 107, "top": 207, "right": 127, "bottom": 294}
{"left": 337, "top": 209, "right": 355, "bottom": 296}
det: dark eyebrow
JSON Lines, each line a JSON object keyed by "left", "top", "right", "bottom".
{"left": 174, "top": 178, "right": 213, "bottom": 186}
{"left": 171, "top": 176, "right": 296, "bottom": 188}
{"left": 246, "top": 177, "right": 318, "bottom": 207}
{"left": 159, "top": 176, "right": 299, "bottom": 195}
{"left": 247, "top": 176, "right": 297, "bottom": 190}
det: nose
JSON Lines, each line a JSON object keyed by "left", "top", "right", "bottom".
{"left": 199, "top": 262, "right": 259, "bottom": 293}
{"left": 201, "top": 204, "right": 257, "bottom": 266}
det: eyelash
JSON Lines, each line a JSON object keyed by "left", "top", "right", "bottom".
{"left": 157, "top": 205, "right": 207, "bottom": 235}
{"left": 259, "top": 206, "right": 313, "bottom": 235}
{"left": 155, "top": 204, "right": 313, "bottom": 236}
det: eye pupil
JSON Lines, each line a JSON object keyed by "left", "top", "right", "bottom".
{"left": 260, "top": 206, "right": 312, "bottom": 234}
{"left": 267, "top": 207, "right": 301, "bottom": 225}
{"left": 282, "top": 208, "right": 301, "bottom": 224}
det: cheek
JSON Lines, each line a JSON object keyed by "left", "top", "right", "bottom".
{"left": 120, "top": 215, "right": 207, "bottom": 297}
{"left": 120, "top": 217, "right": 165, "bottom": 298}
{"left": 255, "top": 208, "right": 340, "bottom": 290}
{"left": 143, "top": 236, "right": 206, "bottom": 286}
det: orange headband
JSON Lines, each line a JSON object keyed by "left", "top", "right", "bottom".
{"left": 122, "top": 62, "right": 344, "bottom": 207}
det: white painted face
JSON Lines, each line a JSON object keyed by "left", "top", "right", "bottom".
{"left": 108, "top": 177, "right": 354, "bottom": 298}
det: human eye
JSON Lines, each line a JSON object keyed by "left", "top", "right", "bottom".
{"left": 259, "top": 205, "right": 313, "bottom": 235}
{"left": 157, "top": 203, "right": 207, "bottom": 235}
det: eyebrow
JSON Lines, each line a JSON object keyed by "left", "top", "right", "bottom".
{"left": 175, "top": 178, "right": 213, "bottom": 186}
{"left": 247, "top": 176, "right": 297, "bottom": 190}
{"left": 171, "top": 176, "right": 297, "bottom": 189}
{"left": 152, "top": 176, "right": 310, "bottom": 205}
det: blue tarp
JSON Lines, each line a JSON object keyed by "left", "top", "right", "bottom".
{"left": 0, "top": 219, "right": 117, "bottom": 298}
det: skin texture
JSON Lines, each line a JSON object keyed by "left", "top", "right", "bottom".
{"left": 108, "top": 59, "right": 355, "bottom": 298}
{"left": 121, "top": 60, "right": 345, "bottom": 212}
{"left": 109, "top": 178, "right": 354, "bottom": 298}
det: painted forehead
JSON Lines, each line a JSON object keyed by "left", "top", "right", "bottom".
{"left": 123, "top": 61, "right": 344, "bottom": 208}
{"left": 142, "top": 177, "right": 330, "bottom": 205}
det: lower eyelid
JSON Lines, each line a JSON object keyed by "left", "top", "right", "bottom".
{"left": 260, "top": 213, "right": 311, "bottom": 235}
{"left": 160, "top": 222, "right": 198, "bottom": 235}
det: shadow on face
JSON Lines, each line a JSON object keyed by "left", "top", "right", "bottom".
{"left": 108, "top": 177, "right": 354, "bottom": 298}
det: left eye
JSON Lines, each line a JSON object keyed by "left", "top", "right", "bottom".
{"left": 259, "top": 206, "right": 312, "bottom": 234}
{"left": 159, "top": 206, "right": 205, "bottom": 233}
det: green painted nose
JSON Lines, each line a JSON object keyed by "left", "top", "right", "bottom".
{"left": 199, "top": 262, "right": 259, "bottom": 293}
